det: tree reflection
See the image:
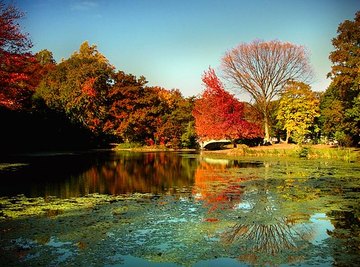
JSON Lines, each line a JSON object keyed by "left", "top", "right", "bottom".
{"left": 40, "top": 152, "right": 198, "bottom": 197}
{"left": 192, "top": 158, "right": 249, "bottom": 210}
{"left": 222, "top": 184, "right": 314, "bottom": 265}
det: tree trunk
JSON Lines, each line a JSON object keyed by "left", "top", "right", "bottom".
{"left": 285, "top": 129, "right": 290, "bottom": 144}
{"left": 264, "top": 114, "right": 270, "bottom": 143}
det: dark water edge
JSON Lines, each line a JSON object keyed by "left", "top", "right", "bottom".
{"left": 0, "top": 149, "right": 116, "bottom": 197}
{"left": 1, "top": 151, "right": 359, "bottom": 266}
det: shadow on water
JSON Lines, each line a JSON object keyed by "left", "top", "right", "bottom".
{"left": 0, "top": 151, "right": 111, "bottom": 197}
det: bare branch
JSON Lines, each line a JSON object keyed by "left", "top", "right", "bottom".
{"left": 221, "top": 40, "right": 313, "bottom": 140}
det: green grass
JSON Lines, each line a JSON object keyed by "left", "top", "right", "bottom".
{"left": 304, "top": 147, "right": 358, "bottom": 162}
{"left": 203, "top": 145, "right": 359, "bottom": 162}
{"left": 115, "top": 142, "right": 144, "bottom": 150}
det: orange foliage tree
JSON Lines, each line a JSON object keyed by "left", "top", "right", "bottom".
{"left": 192, "top": 68, "right": 263, "bottom": 144}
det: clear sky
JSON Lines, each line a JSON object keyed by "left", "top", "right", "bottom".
{"left": 7, "top": 0, "right": 360, "bottom": 98}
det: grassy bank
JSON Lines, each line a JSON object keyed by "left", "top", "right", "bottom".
{"left": 202, "top": 144, "right": 359, "bottom": 162}
{"left": 114, "top": 142, "right": 196, "bottom": 152}
{"left": 113, "top": 142, "right": 359, "bottom": 161}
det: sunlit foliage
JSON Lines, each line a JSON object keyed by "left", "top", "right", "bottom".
{"left": 36, "top": 41, "right": 114, "bottom": 134}
{"left": 321, "top": 11, "right": 360, "bottom": 146}
{"left": 277, "top": 81, "right": 320, "bottom": 144}
{"left": 0, "top": 1, "right": 37, "bottom": 109}
{"left": 193, "top": 68, "right": 263, "bottom": 144}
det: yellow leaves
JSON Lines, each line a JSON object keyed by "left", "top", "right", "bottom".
{"left": 277, "top": 81, "right": 320, "bottom": 143}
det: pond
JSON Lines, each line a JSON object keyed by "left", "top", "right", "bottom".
{"left": 0, "top": 150, "right": 359, "bottom": 266}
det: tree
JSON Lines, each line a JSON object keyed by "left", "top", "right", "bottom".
{"left": 322, "top": 11, "right": 360, "bottom": 145}
{"left": 35, "top": 49, "right": 55, "bottom": 65}
{"left": 0, "top": 1, "right": 36, "bottom": 109}
{"left": 154, "top": 89, "right": 196, "bottom": 148}
{"left": 104, "top": 71, "right": 162, "bottom": 143}
{"left": 221, "top": 40, "right": 313, "bottom": 142}
{"left": 193, "top": 68, "right": 263, "bottom": 144}
{"left": 276, "top": 81, "right": 320, "bottom": 144}
{"left": 36, "top": 41, "right": 114, "bottom": 134}
{"left": 319, "top": 85, "right": 346, "bottom": 137}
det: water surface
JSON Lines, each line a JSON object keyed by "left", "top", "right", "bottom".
{"left": 0, "top": 151, "right": 359, "bottom": 266}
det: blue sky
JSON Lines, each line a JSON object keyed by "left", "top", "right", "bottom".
{"left": 8, "top": 0, "right": 360, "bottom": 98}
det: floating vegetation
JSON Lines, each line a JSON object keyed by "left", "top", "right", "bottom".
{"left": 0, "top": 162, "right": 28, "bottom": 171}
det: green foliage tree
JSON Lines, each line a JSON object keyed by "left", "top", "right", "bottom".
{"left": 35, "top": 49, "right": 55, "bottom": 65}
{"left": 322, "top": 11, "right": 360, "bottom": 145}
{"left": 36, "top": 41, "right": 114, "bottom": 134}
{"left": 319, "top": 85, "right": 346, "bottom": 138}
{"left": 276, "top": 81, "right": 320, "bottom": 144}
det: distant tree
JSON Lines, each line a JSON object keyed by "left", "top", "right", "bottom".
{"left": 193, "top": 68, "right": 263, "bottom": 145}
{"left": 155, "top": 89, "right": 196, "bottom": 148}
{"left": 321, "top": 11, "right": 360, "bottom": 145}
{"left": 222, "top": 40, "right": 313, "bottom": 142}
{"left": 276, "top": 81, "right": 320, "bottom": 144}
{"left": 319, "top": 85, "right": 346, "bottom": 136}
{"left": 104, "top": 71, "right": 162, "bottom": 142}
{"left": 35, "top": 49, "right": 55, "bottom": 65}
{"left": 36, "top": 41, "right": 114, "bottom": 134}
{"left": 0, "top": 1, "right": 36, "bottom": 109}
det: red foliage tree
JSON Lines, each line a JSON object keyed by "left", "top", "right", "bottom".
{"left": 192, "top": 68, "right": 263, "bottom": 143}
{"left": 0, "top": 1, "right": 37, "bottom": 110}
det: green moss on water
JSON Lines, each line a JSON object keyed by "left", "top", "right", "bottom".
{"left": 0, "top": 193, "right": 150, "bottom": 220}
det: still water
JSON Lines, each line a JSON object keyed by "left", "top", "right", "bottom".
{"left": 0, "top": 150, "right": 359, "bottom": 266}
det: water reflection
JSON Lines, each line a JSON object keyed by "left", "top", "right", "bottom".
{"left": 0, "top": 152, "right": 263, "bottom": 198}
{"left": 0, "top": 151, "right": 200, "bottom": 198}
{"left": 72, "top": 152, "right": 198, "bottom": 196}
{"left": 222, "top": 186, "right": 315, "bottom": 265}
{"left": 193, "top": 159, "right": 244, "bottom": 211}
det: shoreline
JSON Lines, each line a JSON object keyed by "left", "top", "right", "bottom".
{"left": 113, "top": 143, "right": 359, "bottom": 161}
{"left": 199, "top": 144, "right": 359, "bottom": 161}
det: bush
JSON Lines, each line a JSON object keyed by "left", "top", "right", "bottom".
{"left": 115, "top": 142, "right": 143, "bottom": 149}
{"left": 334, "top": 131, "right": 353, "bottom": 147}
{"left": 298, "top": 147, "right": 310, "bottom": 158}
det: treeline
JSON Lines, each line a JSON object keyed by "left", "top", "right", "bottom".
{"left": 194, "top": 12, "right": 360, "bottom": 147}
{"left": 1, "top": 1, "right": 359, "bottom": 152}
{"left": 1, "top": 41, "right": 197, "bottom": 151}
{"left": 1, "top": 2, "right": 198, "bottom": 152}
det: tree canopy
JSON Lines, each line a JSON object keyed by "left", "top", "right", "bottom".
{"left": 0, "top": 1, "right": 37, "bottom": 109}
{"left": 321, "top": 11, "right": 360, "bottom": 146}
{"left": 277, "top": 81, "right": 320, "bottom": 144}
{"left": 193, "top": 68, "right": 263, "bottom": 144}
{"left": 2, "top": 0, "right": 360, "bottom": 150}
{"left": 34, "top": 41, "right": 197, "bottom": 148}
{"left": 221, "top": 40, "right": 313, "bottom": 142}
{"left": 36, "top": 41, "right": 114, "bottom": 134}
